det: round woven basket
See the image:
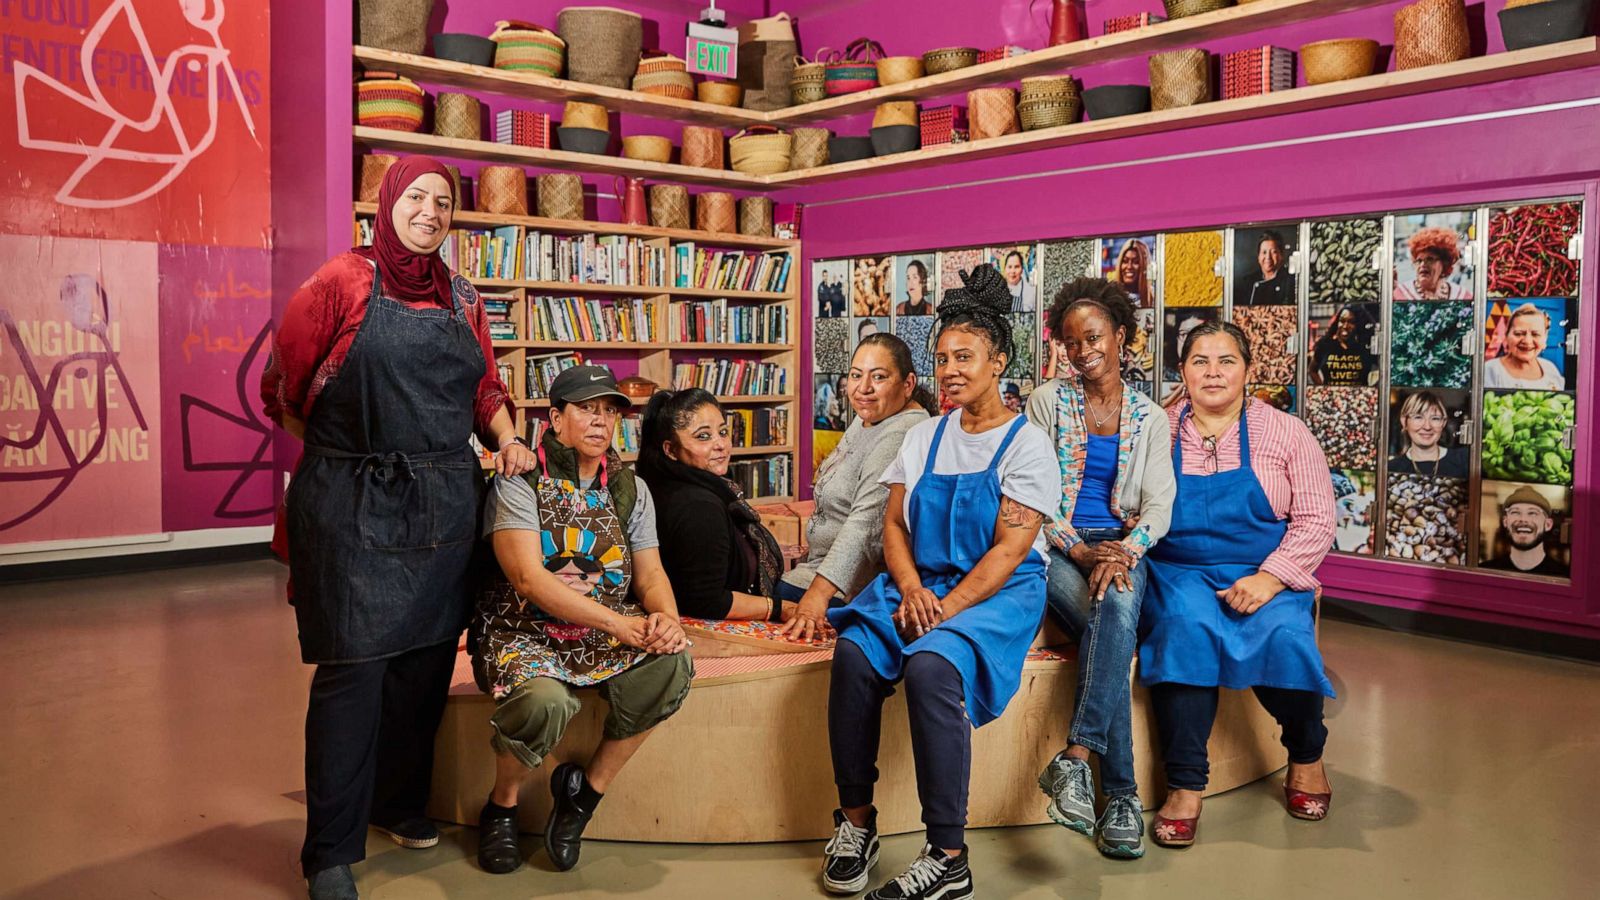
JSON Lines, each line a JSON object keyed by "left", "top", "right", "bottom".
{"left": 558, "top": 6, "right": 644, "bottom": 89}
{"left": 697, "top": 192, "right": 737, "bottom": 233}
{"left": 923, "top": 47, "right": 978, "bottom": 74}
{"left": 1021, "top": 75, "right": 1077, "bottom": 102}
{"left": 1300, "top": 38, "right": 1380, "bottom": 84}
{"left": 649, "top": 185, "right": 691, "bottom": 229}
{"left": 636, "top": 51, "right": 686, "bottom": 76}
{"left": 729, "top": 127, "right": 793, "bottom": 175}
{"left": 633, "top": 69, "right": 694, "bottom": 99}
{"left": 621, "top": 135, "right": 673, "bottom": 163}
{"left": 738, "top": 197, "right": 774, "bottom": 237}
{"left": 790, "top": 127, "right": 830, "bottom": 169}
{"left": 562, "top": 100, "right": 609, "bottom": 132}
{"left": 682, "top": 125, "right": 726, "bottom": 169}
{"left": 537, "top": 174, "right": 585, "bottom": 220}
{"left": 876, "top": 56, "right": 924, "bottom": 85}
{"left": 967, "top": 87, "right": 1019, "bottom": 140}
{"left": 358, "top": 0, "right": 434, "bottom": 54}
{"left": 822, "top": 39, "right": 883, "bottom": 95}
{"left": 358, "top": 154, "right": 399, "bottom": 202}
{"left": 1163, "top": 0, "right": 1233, "bottom": 18}
{"left": 698, "top": 81, "right": 744, "bottom": 106}
{"left": 490, "top": 21, "right": 565, "bottom": 76}
{"left": 477, "top": 166, "right": 528, "bottom": 215}
{"left": 432, "top": 92, "right": 481, "bottom": 140}
{"left": 356, "top": 74, "right": 425, "bottom": 131}
{"left": 1394, "top": 0, "right": 1470, "bottom": 70}
{"left": 791, "top": 57, "right": 827, "bottom": 104}
{"left": 1149, "top": 48, "right": 1211, "bottom": 110}
{"left": 1019, "top": 97, "right": 1081, "bottom": 130}
{"left": 872, "top": 101, "right": 918, "bottom": 128}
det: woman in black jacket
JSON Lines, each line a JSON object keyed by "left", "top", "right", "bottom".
{"left": 637, "top": 388, "right": 786, "bottom": 621}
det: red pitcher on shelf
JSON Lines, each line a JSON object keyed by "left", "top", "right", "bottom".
{"left": 1044, "top": 0, "right": 1084, "bottom": 45}
{"left": 614, "top": 176, "right": 647, "bottom": 226}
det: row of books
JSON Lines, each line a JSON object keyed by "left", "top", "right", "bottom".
{"left": 485, "top": 295, "right": 519, "bottom": 341}
{"left": 672, "top": 358, "right": 788, "bottom": 397}
{"left": 667, "top": 300, "right": 790, "bottom": 344}
{"left": 724, "top": 407, "right": 789, "bottom": 449}
{"left": 611, "top": 417, "right": 641, "bottom": 454}
{"left": 440, "top": 226, "right": 521, "bottom": 280}
{"left": 525, "top": 351, "right": 583, "bottom": 399}
{"left": 526, "top": 232, "right": 670, "bottom": 287}
{"left": 529, "top": 296, "right": 662, "bottom": 344}
{"left": 674, "top": 244, "right": 792, "bottom": 293}
{"left": 728, "top": 455, "right": 792, "bottom": 501}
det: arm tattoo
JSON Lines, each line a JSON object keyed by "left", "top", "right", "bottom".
{"left": 1000, "top": 496, "right": 1044, "bottom": 530}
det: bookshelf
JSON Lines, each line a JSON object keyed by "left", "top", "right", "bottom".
{"left": 354, "top": 205, "right": 800, "bottom": 502}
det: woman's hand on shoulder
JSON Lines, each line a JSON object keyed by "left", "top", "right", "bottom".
{"left": 496, "top": 439, "right": 537, "bottom": 477}
{"left": 1216, "top": 571, "right": 1285, "bottom": 615}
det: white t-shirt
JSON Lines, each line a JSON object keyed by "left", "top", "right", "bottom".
{"left": 1483, "top": 356, "right": 1564, "bottom": 390}
{"left": 880, "top": 409, "right": 1062, "bottom": 559}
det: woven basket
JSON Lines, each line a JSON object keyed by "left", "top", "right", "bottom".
{"left": 699, "top": 81, "right": 744, "bottom": 106}
{"left": 790, "top": 127, "right": 830, "bottom": 169}
{"left": 968, "top": 87, "right": 1019, "bottom": 140}
{"left": 356, "top": 74, "right": 425, "bottom": 131}
{"left": 562, "top": 101, "right": 609, "bottom": 132}
{"left": 923, "top": 47, "right": 979, "bottom": 74}
{"left": 636, "top": 51, "right": 686, "bottom": 76}
{"left": 729, "top": 126, "right": 793, "bottom": 175}
{"left": 358, "top": 154, "right": 399, "bottom": 202}
{"left": 490, "top": 21, "right": 565, "bottom": 76}
{"left": 1163, "top": 0, "right": 1233, "bottom": 18}
{"left": 358, "top": 0, "right": 433, "bottom": 54}
{"left": 1300, "top": 38, "right": 1381, "bottom": 84}
{"left": 792, "top": 57, "right": 827, "bottom": 103}
{"left": 558, "top": 6, "right": 643, "bottom": 89}
{"left": 537, "top": 174, "right": 585, "bottom": 220}
{"left": 1019, "top": 97, "right": 1081, "bottom": 130}
{"left": 1149, "top": 48, "right": 1212, "bottom": 110}
{"left": 697, "top": 192, "right": 737, "bottom": 234}
{"left": 633, "top": 69, "right": 694, "bottom": 99}
{"left": 822, "top": 39, "right": 883, "bottom": 95}
{"left": 649, "top": 185, "right": 690, "bottom": 229}
{"left": 621, "top": 135, "right": 673, "bottom": 162}
{"left": 873, "top": 101, "right": 919, "bottom": 128}
{"left": 1020, "top": 75, "right": 1077, "bottom": 103}
{"left": 445, "top": 165, "right": 463, "bottom": 208}
{"left": 1394, "top": 0, "right": 1470, "bottom": 70}
{"left": 682, "top": 125, "right": 726, "bottom": 169}
{"left": 738, "top": 38, "right": 796, "bottom": 111}
{"left": 477, "top": 166, "right": 528, "bottom": 215}
{"left": 738, "top": 197, "right": 774, "bottom": 237}
{"left": 432, "top": 92, "right": 481, "bottom": 140}
{"left": 877, "top": 56, "right": 924, "bottom": 85}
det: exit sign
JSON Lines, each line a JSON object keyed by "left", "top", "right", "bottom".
{"left": 686, "top": 21, "right": 738, "bottom": 78}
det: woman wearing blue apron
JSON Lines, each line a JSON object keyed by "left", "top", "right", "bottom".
{"left": 1138, "top": 322, "right": 1338, "bottom": 849}
{"left": 817, "top": 266, "right": 1061, "bottom": 900}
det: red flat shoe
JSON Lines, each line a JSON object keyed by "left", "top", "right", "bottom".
{"left": 1151, "top": 813, "right": 1198, "bottom": 848}
{"left": 1284, "top": 786, "right": 1332, "bottom": 821}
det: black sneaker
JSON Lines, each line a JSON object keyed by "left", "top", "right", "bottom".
{"left": 306, "top": 863, "right": 358, "bottom": 900}
{"left": 476, "top": 802, "right": 523, "bottom": 875}
{"left": 544, "top": 762, "right": 596, "bottom": 872}
{"left": 370, "top": 815, "right": 440, "bottom": 849}
{"left": 865, "top": 844, "right": 973, "bottom": 900}
{"left": 823, "top": 808, "right": 880, "bottom": 894}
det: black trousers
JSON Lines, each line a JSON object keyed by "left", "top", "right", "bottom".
{"left": 829, "top": 639, "right": 972, "bottom": 848}
{"left": 301, "top": 639, "right": 458, "bottom": 875}
{"left": 1150, "top": 682, "right": 1328, "bottom": 792}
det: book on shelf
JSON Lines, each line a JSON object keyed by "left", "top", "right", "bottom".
{"left": 724, "top": 407, "right": 789, "bottom": 448}
{"left": 529, "top": 296, "right": 662, "bottom": 343}
{"left": 672, "top": 244, "right": 792, "bottom": 293}
{"left": 441, "top": 226, "right": 522, "bottom": 280}
{"left": 496, "top": 361, "right": 515, "bottom": 388}
{"left": 666, "top": 300, "right": 790, "bottom": 344}
{"left": 672, "top": 358, "right": 789, "bottom": 397}
{"left": 484, "top": 294, "right": 520, "bottom": 341}
{"left": 525, "top": 351, "right": 584, "bottom": 399}
{"left": 495, "top": 109, "right": 551, "bottom": 149}
{"left": 611, "top": 416, "right": 641, "bottom": 455}
{"left": 524, "top": 231, "right": 668, "bottom": 287}
{"left": 728, "top": 455, "right": 792, "bottom": 501}
{"left": 524, "top": 417, "right": 548, "bottom": 446}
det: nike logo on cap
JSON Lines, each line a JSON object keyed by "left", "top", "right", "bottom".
{"left": 589, "top": 374, "right": 606, "bottom": 381}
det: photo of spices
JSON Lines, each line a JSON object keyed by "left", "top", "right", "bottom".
{"left": 940, "top": 247, "right": 986, "bottom": 294}
{"left": 1249, "top": 383, "right": 1296, "bottom": 413}
{"left": 1041, "top": 239, "right": 1097, "bottom": 298}
{"left": 851, "top": 256, "right": 892, "bottom": 316}
{"left": 1309, "top": 217, "right": 1382, "bottom": 305}
{"left": 1330, "top": 468, "right": 1376, "bottom": 555}
{"left": 1482, "top": 390, "right": 1575, "bottom": 486}
{"left": 893, "top": 315, "right": 936, "bottom": 376}
{"left": 1385, "top": 474, "right": 1468, "bottom": 566}
{"left": 1233, "top": 305, "right": 1299, "bottom": 384}
{"left": 1393, "top": 210, "right": 1476, "bottom": 301}
{"left": 1389, "top": 300, "right": 1473, "bottom": 389}
{"left": 813, "top": 317, "right": 851, "bottom": 373}
{"left": 1101, "top": 235, "right": 1158, "bottom": 306}
{"left": 1162, "top": 230, "right": 1224, "bottom": 307}
{"left": 1005, "top": 313, "right": 1036, "bottom": 380}
{"left": 1304, "top": 386, "right": 1379, "bottom": 469}
{"left": 1487, "top": 202, "right": 1580, "bottom": 297}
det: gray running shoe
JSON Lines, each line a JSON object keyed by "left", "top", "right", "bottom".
{"left": 1038, "top": 752, "right": 1096, "bottom": 836}
{"left": 1097, "top": 794, "right": 1145, "bottom": 860}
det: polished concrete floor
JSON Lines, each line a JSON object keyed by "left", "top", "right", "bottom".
{"left": 0, "top": 560, "right": 1595, "bottom": 900}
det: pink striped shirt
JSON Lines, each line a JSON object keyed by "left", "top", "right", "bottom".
{"left": 1168, "top": 400, "right": 1335, "bottom": 591}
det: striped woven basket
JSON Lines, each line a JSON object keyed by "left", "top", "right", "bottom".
{"left": 633, "top": 69, "right": 695, "bottom": 99}
{"left": 636, "top": 51, "right": 687, "bottom": 75}
{"left": 791, "top": 57, "right": 827, "bottom": 104}
{"left": 822, "top": 39, "right": 883, "bottom": 95}
{"left": 356, "top": 73, "right": 425, "bottom": 131}
{"left": 490, "top": 21, "right": 565, "bottom": 77}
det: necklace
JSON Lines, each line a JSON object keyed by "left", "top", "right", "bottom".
{"left": 1407, "top": 446, "right": 1443, "bottom": 478}
{"left": 1086, "top": 390, "right": 1121, "bottom": 429}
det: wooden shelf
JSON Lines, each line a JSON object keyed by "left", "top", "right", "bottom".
{"left": 516, "top": 394, "right": 795, "bottom": 408}
{"left": 765, "top": 39, "right": 1600, "bottom": 186}
{"left": 353, "top": 202, "right": 796, "bottom": 249}
{"left": 354, "top": 126, "right": 768, "bottom": 188}
{"left": 355, "top": 45, "right": 767, "bottom": 128}
{"left": 468, "top": 278, "right": 790, "bottom": 300}
{"left": 495, "top": 340, "right": 791, "bottom": 351}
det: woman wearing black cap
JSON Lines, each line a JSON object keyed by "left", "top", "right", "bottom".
{"left": 818, "top": 265, "right": 1060, "bottom": 900}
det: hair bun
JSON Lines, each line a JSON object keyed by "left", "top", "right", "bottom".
{"left": 951, "top": 263, "right": 1012, "bottom": 314}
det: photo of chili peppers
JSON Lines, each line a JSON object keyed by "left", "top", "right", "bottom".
{"left": 1233, "top": 305, "right": 1299, "bottom": 384}
{"left": 1488, "top": 202, "right": 1580, "bottom": 297}
{"left": 1304, "top": 386, "right": 1379, "bottom": 469}
{"left": 1385, "top": 474, "right": 1468, "bottom": 566}
{"left": 1482, "top": 390, "right": 1575, "bottom": 486}
{"left": 1309, "top": 218, "right": 1382, "bottom": 305}
{"left": 1389, "top": 301, "right": 1473, "bottom": 389}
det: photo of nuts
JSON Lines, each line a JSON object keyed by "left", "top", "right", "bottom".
{"left": 1384, "top": 474, "right": 1468, "bottom": 566}
{"left": 1309, "top": 217, "right": 1382, "bottom": 305}
{"left": 1304, "top": 386, "right": 1379, "bottom": 469}
{"left": 1233, "top": 305, "right": 1299, "bottom": 385}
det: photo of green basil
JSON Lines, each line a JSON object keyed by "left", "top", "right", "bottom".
{"left": 1481, "top": 390, "right": 1575, "bottom": 486}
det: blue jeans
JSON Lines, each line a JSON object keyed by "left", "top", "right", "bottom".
{"left": 1045, "top": 530, "right": 1147, "bottom": 798}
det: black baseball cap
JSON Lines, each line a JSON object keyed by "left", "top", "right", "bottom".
{"left": 548, "top": 365, "right": 632, "bottom": 408}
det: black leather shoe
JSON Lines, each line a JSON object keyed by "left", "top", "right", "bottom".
{"left": 306, "top": 864, "right": 358, "bottom": 900}
{"left": 544, "top": 763, "right": 596, "bottom": 872}
{"left": 476, "top": 803, "right": 523, "bottom": 875}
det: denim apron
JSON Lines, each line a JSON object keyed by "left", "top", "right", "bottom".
{"left": 1138, "top": 404, "right": 1333, "bottom": 696}
{"left": 286, "top": 267, "right": 483, "bottom": 664}
{"left": 829, "top": 413, "right": 1048, "bottom": 726}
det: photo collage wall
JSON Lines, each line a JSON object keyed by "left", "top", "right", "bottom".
{"left": 811, "top": 197, "right": 1582, "bottom": 583}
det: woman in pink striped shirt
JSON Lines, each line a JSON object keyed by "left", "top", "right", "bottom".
{"left": 1139, "top": 321, "right": 1337, "bottom": 849}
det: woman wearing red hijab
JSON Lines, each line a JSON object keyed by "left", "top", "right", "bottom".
{"left": 262, "top": 157, "right": 535, "bottom": 900}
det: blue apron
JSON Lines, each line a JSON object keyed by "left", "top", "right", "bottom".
{"left": 1138, "top": 404, "right": 1334, "bottom": 697}
{"left": 829, "top": 413, "right": 1047, "bottom": 726}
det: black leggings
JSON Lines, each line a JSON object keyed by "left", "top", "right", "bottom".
{"left": 829, "top": 639, "right": 972, "bottom": 848}
{"left": 1150, "top": 682, "right": 1328, "bottom": 792}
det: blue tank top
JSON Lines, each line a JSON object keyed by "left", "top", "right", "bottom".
{"left": 1071, "top": 432, "right": 1123, "bottom": 530}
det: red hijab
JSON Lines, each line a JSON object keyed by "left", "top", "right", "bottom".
{"left": 354, "top": 155, "right": 457, "bottom": 305}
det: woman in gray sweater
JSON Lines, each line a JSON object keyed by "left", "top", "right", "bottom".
{"left": 776, "top": 334, "right": 933, "bottom": 641}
